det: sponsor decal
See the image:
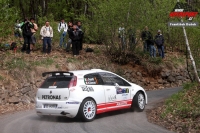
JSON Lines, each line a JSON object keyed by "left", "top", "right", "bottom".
{"left": 108, "top": 95, "right": 116, "bottom": 101}
{"left": 81, "top": 86, "right": 94, "bottom": 92}
{"left": 122, "top": 93, "right": 128, "bottom": 96}
{"left": 42, "top": 95, "right": 61, "bottom": 100}
{"left": 84, "top": 77, "right": 98, "bottom": 85}
{"left": 66, "top": 102, "right": 79, "bottom": 104}
{"left": 116, "top": 87, "right": 129, "bottom": 94}
{"left": 117, "top": 101, "right": 127, "bottom": 106}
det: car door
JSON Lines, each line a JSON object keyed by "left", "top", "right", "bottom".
{"left": 83, "top": 73, "right": 105, "bottom": 114}
{"left": 99, "top": 72, "right": 132, "bottom": 112}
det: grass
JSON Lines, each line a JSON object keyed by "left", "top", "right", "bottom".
{"left": 5, "top": 57, "right": 28, "bottom": 69}
{"left": 0, "top": 75, "right": 3, "bottom": 80}
{"left": 170, "top": 55, "right": 185, "bottom": 67}
{"left": 67, "top": 57, "right": 78, "bottom": 63}
{"left": 161, "top": 82, "right": 200, "bottom": 120}
{"left": 5, "top": 57, "right": 54, "bottom": 70}
{"left": 148, "top": 57, "right": 162, "bottom": 65}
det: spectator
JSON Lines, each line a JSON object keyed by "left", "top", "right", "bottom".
{"left": 14, "top": 19, "right": 22, "bottom": 39}
{"left": 154, "top": 30, "right": 165, "bottom": 58}
{"left": 148, "top": 39, "right": 156, "bottom": 57}
{"left": 118, "top": 23, "right": 126, "bottom": 50}
{"left": 141, "top": 26, "right": 153, "bottom": 52}
{"left": 30, "top": 18, "right": 38, "bottom": 53}
{"left": 40, "top": 21, "right": 53, "bottom": 55}
{"left": 21, "top": 18, "right": 34, "bottom": 54}
{"left": 127, "top": 26, "right": 136, "bottom": 51}
{"left": 77, "top": 21, "right": 84, "bottom": 50}
{"left": 69, "top": 24, "right": 81, "bottom": 57}
{"left": 66, "top": 21, "right": 73, "bottom": 52}
{"left": 58, "top": 19, "right": 68, "bottom": 48}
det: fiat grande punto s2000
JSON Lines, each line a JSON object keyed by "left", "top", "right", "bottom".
{"left": 35, "top": 69, "right": 148, "bottom": 122}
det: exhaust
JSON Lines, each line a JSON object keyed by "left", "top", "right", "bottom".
{"left": 60, "top": 111, "right": 69, "bottom": 115}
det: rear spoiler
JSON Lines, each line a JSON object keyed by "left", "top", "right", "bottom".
{"left": 42, "top": 71, "right": 74, "bottom": 77}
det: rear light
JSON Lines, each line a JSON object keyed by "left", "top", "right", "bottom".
{"left": 68, "top": 76, "right": 77, "bottom": 88}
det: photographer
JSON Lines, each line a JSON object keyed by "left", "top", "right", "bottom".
{"left": 21, "top": 18, "right": 34, "bottom": 54}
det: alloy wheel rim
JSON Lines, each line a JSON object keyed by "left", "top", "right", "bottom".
{"left": 138, "top": 94, "right": 145, "bottom": 109}
{"left": 83, "top": 101, "right": 96, "bottom": 119}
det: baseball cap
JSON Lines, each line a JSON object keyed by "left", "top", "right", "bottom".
{"left": 158, "top": 30, "right": 161, "bottom": 32}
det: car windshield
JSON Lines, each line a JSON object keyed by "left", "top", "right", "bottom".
{"left": 40, "top": 76, "right": 72, "bottom": 88}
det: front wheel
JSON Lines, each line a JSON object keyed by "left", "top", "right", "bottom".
{"left": 131, "top": 92, "right": 145, "bottom": 112}
{"left": 79, "top": 98, "right": 96, "bottom": 122}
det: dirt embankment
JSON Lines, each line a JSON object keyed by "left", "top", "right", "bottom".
{"left": 0, "top": 45, "right": 190, "bottom": 115}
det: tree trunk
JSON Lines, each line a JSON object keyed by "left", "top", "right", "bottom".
{"left": 177, "top": 0, "right": 200, "bottom": 83}
{"left": 19, "top": 0, "right": 25, "bottom": 19}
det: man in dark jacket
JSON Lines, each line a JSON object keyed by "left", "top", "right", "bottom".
{"left": 66, "top": 21, "right": 73, "bottom": 52}
{"left": 141, "top": 26, "right": 153, "bottom": 52}
{"left": 154, "top": 30, "right": 165, "bottom": 58}
{"left": 69, "top": 24, "right": 81, "bottom": 56}
{"left": 128, "top": 26, "right": 136, "bottom": 51}
{"left": 21, "top": 18, "right": 34, "bottom": 54}
{"left": 77, "top": 21, "right": 84, "bottom": 50}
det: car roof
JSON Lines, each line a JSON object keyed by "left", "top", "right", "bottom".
{"left": 69, "top": 69, "right": 110, "bottom": 76}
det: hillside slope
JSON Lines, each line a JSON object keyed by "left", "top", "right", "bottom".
{"left": 0, "top": 44, "right": 190, "bottom": 115}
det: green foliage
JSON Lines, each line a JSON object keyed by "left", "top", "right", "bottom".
{"left": 0, "top": 1, "right": 19, "bottom": 40}
{"left": 148, "top": 57, "right": 162, "bottom": 65}
{"left": 162, "top": 82, "right": 200, "bottom": 119}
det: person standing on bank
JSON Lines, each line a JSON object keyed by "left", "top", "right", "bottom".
{"left": 77, "top": 21, "right": 84, "bottom": 50}
{"left": 58, "top": 19, "right": 68, "bottom": 48}
{"left": 141, "top": 26, "right": 153, "bottom": 52}
{"left": 154, "top": 30, "right": 165, "bottom": 58}
{"left": 30, "top": 18, "right": 38, "bottom": 53}
{"left": 66, "top": 21, "right": 73, "bottom": 52}
{"left": 69, "top": 24, "right": 81, "bottom": 57}
{"left": 40, "top": 21, "right": 53, "bottom": 55}
{"left": 118, "top": 23, "right": 126, "bottom": 51}
{"left": 21, "top": 18, "right": 34, "bottom": 54}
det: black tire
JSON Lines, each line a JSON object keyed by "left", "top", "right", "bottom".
{"left": 79, "top": 98, "right": 96, "bottom": 122}
{"left": 131, "top": 92, "right": 145, "bottom": 112}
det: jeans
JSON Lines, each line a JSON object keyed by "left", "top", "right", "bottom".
{"left": 59, "top": 32, "right": 67, "bottom": 48}
{"left": 143, "top": 41, "right": 148, "bottom": 52}
{"left": 43, "top": 37, "right": 52, "bottom": 54}
{"left": 157, "top": 45, "right": 165, "bottom": 58}
{"left": 149, "top": 45, "right": 156, "bottom": 57}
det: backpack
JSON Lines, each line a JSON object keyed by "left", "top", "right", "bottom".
{"left": 59, "top": 22, "right": 67, "bottom": 29}
{"left": 85, "top": 48, "right": 93, "bottom": 52}
{"left": 22, "top": 22, "right": 33, "bottom": 37}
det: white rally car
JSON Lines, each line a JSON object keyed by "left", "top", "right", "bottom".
{"left": 35, "top": 69, "right": 148, "bottom": 122}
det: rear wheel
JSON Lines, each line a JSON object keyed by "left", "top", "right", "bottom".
{"left": 79, "top": 98, "right": 96, "bottom": 122}
{"left": 131, "top": 92, "right": 145, "bottom": 112}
